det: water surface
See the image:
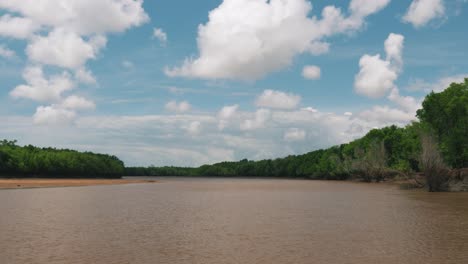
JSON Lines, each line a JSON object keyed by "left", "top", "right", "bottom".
{"left": 1, "top": 178, "right": 468, "bottom": 264}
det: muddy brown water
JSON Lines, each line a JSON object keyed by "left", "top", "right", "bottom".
{"left": 1, "top": 177, "right": 468, "bottom": 264}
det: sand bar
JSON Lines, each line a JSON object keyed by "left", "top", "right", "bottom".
{"left": 0, "top": 178, "right": 156, "bottom": 189}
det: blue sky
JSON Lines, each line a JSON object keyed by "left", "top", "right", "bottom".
{"left": 0, "top": 0, "right": 467, "bottom": 166}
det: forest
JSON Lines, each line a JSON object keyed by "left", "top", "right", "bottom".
{"left": 126, "top": 79, "right": 468, "bottom": 191}
{"left": 0, "top": 142, "right": 124, "bottom": 178}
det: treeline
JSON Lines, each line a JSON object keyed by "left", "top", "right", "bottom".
{"left": 0, "top": 141, "right": 125, "bottom": 178}
{"left": 126, "top": 79, "right": 468, "bottom": 186}
{"left": 126, "top": 124, "right": 422, "bottom": 180}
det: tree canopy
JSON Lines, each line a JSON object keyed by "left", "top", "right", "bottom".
{"left": 417, "top": 79, "right": 468, "bottom": 168}
{"left": 0, "top": 141, "right": 124, "bottom": 178}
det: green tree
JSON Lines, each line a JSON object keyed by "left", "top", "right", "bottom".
{"left": 417, "top": 79, "right": 468, "bottom": 168}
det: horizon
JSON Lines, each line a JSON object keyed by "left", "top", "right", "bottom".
{"left": 0, "top": 0, "right": 467, "bottom": 167}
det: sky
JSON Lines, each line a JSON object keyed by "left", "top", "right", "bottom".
{"left": 0, "top": 0, "right": 467, "bottom": 167}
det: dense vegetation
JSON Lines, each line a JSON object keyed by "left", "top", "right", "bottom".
{"left": 0, "top": 141, "right": 124, "bottom": 178}
{"left": 126, "top": 79, "right": 468, "bottom": 188}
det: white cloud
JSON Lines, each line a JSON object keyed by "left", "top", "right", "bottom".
{"left": 302, "top": 65, "right": 321, "bottom": 80}
{"left": 218, "top": 104, "right": 239, "bottom": 119}
{"left": 355, "top": 33, "right": 422, "bottom": 120}
{"left": 240, "top": 108, "right": 271, "bottom": 131}
{"left": 284, "top": 128, "right": 306, "bottom": 142}
{"left": 384, "top": 33, "right": 405, "bottom": 69}
{"left": 358, "top": 105, "right": 416, "bottom": 125}
{"left": 61, "top": 95, "right": 95, "bottom": 110}
{"left": 0, "top": 14, "right": 38, "bottom": 39}
{"left": 301, "top": 107, "right": 318, "bottom": 113}
{"left": 75, "top": 67, "right": 97, "bottom": 84}
{"left": 185, "top": 121, "right": 202, "bottom": 135}
{"left": 403, "top": 0, "right": 445, "bottom": 28}
{"left": 354, "top": 54, "right": 398, "bottom": 98}
{"left": 217, "top": 104, "right": 239, "bottom": 130}
{"left": 10, "top": 66, "right": 74, "bottom": 102}
{"left": 349, "top": 0, "right": 392, "bottom": 17}
{"left": 344, "top": 112, "right": 353, "bottom": 116}
{"left": 165, "top": 0, "right": 390, "bottom": 80}
{"left": 26, "top": 29, "right": 106, "bottom": 69}
{"left": 1, "top": 0, "right": 149, "bottom": 123}
{"left": 388, "top": 87, "right": 421, "bottom": 114}
{"left": 33, "top": 105, "right": 76, "bottom": 125}
{"left": 355, "top": 33, "right": 404, "bottom": 98}
{"left": 0, "top": 45, "right": 15, "bottom": 58}
{"left": 256, "top": 89, "right": 301, "bottom": 110}
{"left": 153, "top": 27, "right": 167, "bottom": 45}
{"left": 0, "top": 0, "right": 149, "bottom": 36}
{"left": 406, "top": 74, "right": 468, "bottom": 92}
{"left": 165, "top": 100, "right": 192, "bottom": 113}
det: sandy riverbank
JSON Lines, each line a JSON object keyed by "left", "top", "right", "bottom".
{"left": 0, "top": 178, "right": 156, "bottom": 189}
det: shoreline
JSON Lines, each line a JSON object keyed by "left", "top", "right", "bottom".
{"left": 0, "top": 178, "right": 157, "bottom": 190}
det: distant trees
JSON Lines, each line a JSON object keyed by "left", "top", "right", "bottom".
{"left": 126, "top": 126, "right": 417, "bottom": 181}
{"left": 0, "top": 141, "right": 125, "bottom": 178}
{"left": 126, "top": 79, "right": 468, "bottom": 192}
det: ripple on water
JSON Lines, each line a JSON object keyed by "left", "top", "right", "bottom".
{"left": 1, "top": 178, "right": 468, "bottom": 264}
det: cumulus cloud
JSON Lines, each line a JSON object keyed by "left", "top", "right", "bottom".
{"left": 10, "top": 66, "right": 74, "bottom": 102}
{"left": 0, "top": 0, "right": 149, "bottom": 36}
{"left": 33, "top": 105, "right": 76, "bottom": 125}
{"left": 165, "top": 100, "right": 192, "bottom": 113}
{"left": 388, "top": 88, "right": 421, "bottom": 114}
{"left": 355, "top": 33, "right": 404, "bottom": 98}
{"left": 302, "top": 65, "right": 321, "bottom": 80}
{"left": 256, "top": 90, "right": 301, "bottom": 110}
{"left": 26, "top": 29, "right": 106, "bottom": 69}
{"left": 301, "top": 107, "right": 318, "bottom": 113}
{"left": 1, "top": 0, "right": 149, "bottom": 123}
{"left": 218, "top": 104, "right": 239, "bottom": 130}
{"left": 406, "top": 74, "right": 468, "bottom": 92}
{"left": 185, "top": 121, "right": 202, "bottom": 135}
{"left": 355, "top": 54, "right": 398, "bottom": 98}
{"left": 403, "top": 0, "right": 445, "bottom": 28}
{"left": 358, "top": 105, "right": 416, "bottom": 125}
{"left": 284, "top": 128, "right": 306, "bottom": 142}
{"left": 241, "top": 109, "right": 271, "bottom": 131}
{"left": 61, "top": 95, "right": 96, "bottom": 110}
{"left": 165, "top": 0, "right": 390, "bottom": 80}
{"left": 153, "top": 27, "right": 167, "bottom": 45}
{"left": 0, "top": 14, "right": 38, "bottom": 39}
{"left": 384, "top": 33, "right": 405, "bottom": 69}
{"left": 0, "top": 45, "right": 15, "bottom": 58}
{"left": 355, "top": 33, "right": 422, "bottom": 122}
{"left": 349, "top": 0, "right": 392, "bottom": 17}
{"left": 75, "top": 67, "right": 97, "bottom": 84}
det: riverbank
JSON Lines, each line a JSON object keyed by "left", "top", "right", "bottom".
{"left": 0, "top": 178, "right": 157, "bottom": 189}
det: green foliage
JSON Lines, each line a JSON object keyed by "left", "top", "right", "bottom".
{"left": 417, "top": 79, "right": 468, "bottom": 168}
{"left": 126, "top": 123, "right": 423, "bottom": 181}
{"left": 0, "top": 141, "right": 125, "bottom": 178}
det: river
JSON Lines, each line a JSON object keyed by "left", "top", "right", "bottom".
{"left": 1, "top": 178, "right": 468, "bottom": 264}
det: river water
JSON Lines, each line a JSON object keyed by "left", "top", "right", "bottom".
{"left": 1, "top": 178, "right": 468, "bottom": 264}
